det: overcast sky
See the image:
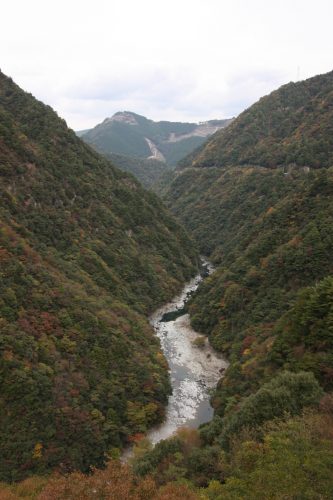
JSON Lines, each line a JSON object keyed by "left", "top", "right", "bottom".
{"left": 1, "top": 0, "right": 332, "bottom": 130}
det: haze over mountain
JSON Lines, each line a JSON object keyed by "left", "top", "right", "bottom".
{"left": 0, "top": 71, "right": 198, "bottom": 481}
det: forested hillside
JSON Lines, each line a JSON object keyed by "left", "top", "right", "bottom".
{"left": 0, "top": 71, "right": 198, "bottom": 482}
{"left": 180, "top": 70, "right": 333, "bottom": 169}
{"left": 131, "top": 165, "right": 333, "bottom": 498}
{"left": 127, "top": 71, "right": 333, "bottom": 497}
{"left": 184, "top": 166, "right": 333, "bottom": 396}
{"left": 104, "top": 152, "right": 172, "bottom": 189}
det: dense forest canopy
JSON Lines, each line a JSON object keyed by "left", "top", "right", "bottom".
{"left": 103, "top": 152, "right": 172, "bottom": 189}
{"left": 133, "top": 70, "right": 333, "bottom": 498}
{"left": 180, "top": 70, "right": 333, "bottom": 169}
{"left": 0, "top": 71, "right": 198, "bottom": 481}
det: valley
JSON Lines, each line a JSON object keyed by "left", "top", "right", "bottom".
{"left": 0, "top": 69, "right": 332, "bottom": 499}
{"left": 78, "top": 112, "right": 232, "bottom": 189}
{"left": 147, "top": 263, "right": 228, "bottom": 445}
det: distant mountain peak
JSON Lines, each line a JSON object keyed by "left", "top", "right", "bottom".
{"left": 103, "top": 111, "right": 138, "bottom": 126}
{"left": 81, "top": 113, "right": 232, "bottom": 166}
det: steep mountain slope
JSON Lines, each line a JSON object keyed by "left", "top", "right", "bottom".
{"left": 0, "top": 71, "right": 199, "bottom": 481}
{"left": 164, "top": 72, "right": 333, "bottom": 392}
{"left": 80, "top": 112, "right": 232, "bottom": 166}
{"left": 180, "top": 70, "right": 333, "bottom": 169}
{"left": 140, "top": 71, "right": 333, "bottom": 494}
{"left": 164, "top": 162, "right": 333, "bottom": 417}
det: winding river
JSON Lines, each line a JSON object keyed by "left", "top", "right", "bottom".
{"left": 146, "top": 261, "right": 228, "bottom": 445}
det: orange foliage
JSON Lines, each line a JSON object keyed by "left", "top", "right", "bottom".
{"left": 0, "top": 247, "right": 10, "bottom": 262}
{"left": 266, "top": 206, "right": 275, "bottom": 215}
{"left": 0, "top": 489, "right": 16, "bottom": 500}
{"left": 18, "top": 311, "right": 62, "bottom": 339}
{"left": 155, "top": 483, "right": 199, "bottom": 500}
{"left": 37, "top": 461, "right": 157, "bottom": 500}
{"left": 260, "top": 256, "right": 270, "bottom": 268}
{"left": 2, "top": 350, "right": 13, "bottom": 361}
{"left": 128, "top": 433, "right": 145, "bottom": 443}
{"left": 242, "top": 335, "right": 255, "bottom": 351}
{"left": 288, "top": 235, "right": 302, "bottom": 247}
{"left": 176, "top": 427, "right": 201, "bottom": 454}
{"left": 19, "top": 460, "right": 201, "bottom": 499}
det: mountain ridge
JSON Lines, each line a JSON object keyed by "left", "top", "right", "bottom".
{"left": 80, "top": 111, "right": 232, "bottom": 166}
{"left": 179, "top": 70, "right": 333, "bottom": 170}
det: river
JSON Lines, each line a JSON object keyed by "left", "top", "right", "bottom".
{"left": 146, "top": 261, "right": 228, "bottom": 445}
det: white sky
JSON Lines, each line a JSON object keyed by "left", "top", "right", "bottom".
{"left": 1, "top": 0, "right": 332, "bottom": 129}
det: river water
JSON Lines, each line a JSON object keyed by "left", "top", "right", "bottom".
{"left": 146, "top": 262, "right": 228, "bottom": 445}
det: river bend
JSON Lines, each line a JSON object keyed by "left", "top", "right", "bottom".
{"left": 147, "top": 263, "right": 228, "bottom": 444}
